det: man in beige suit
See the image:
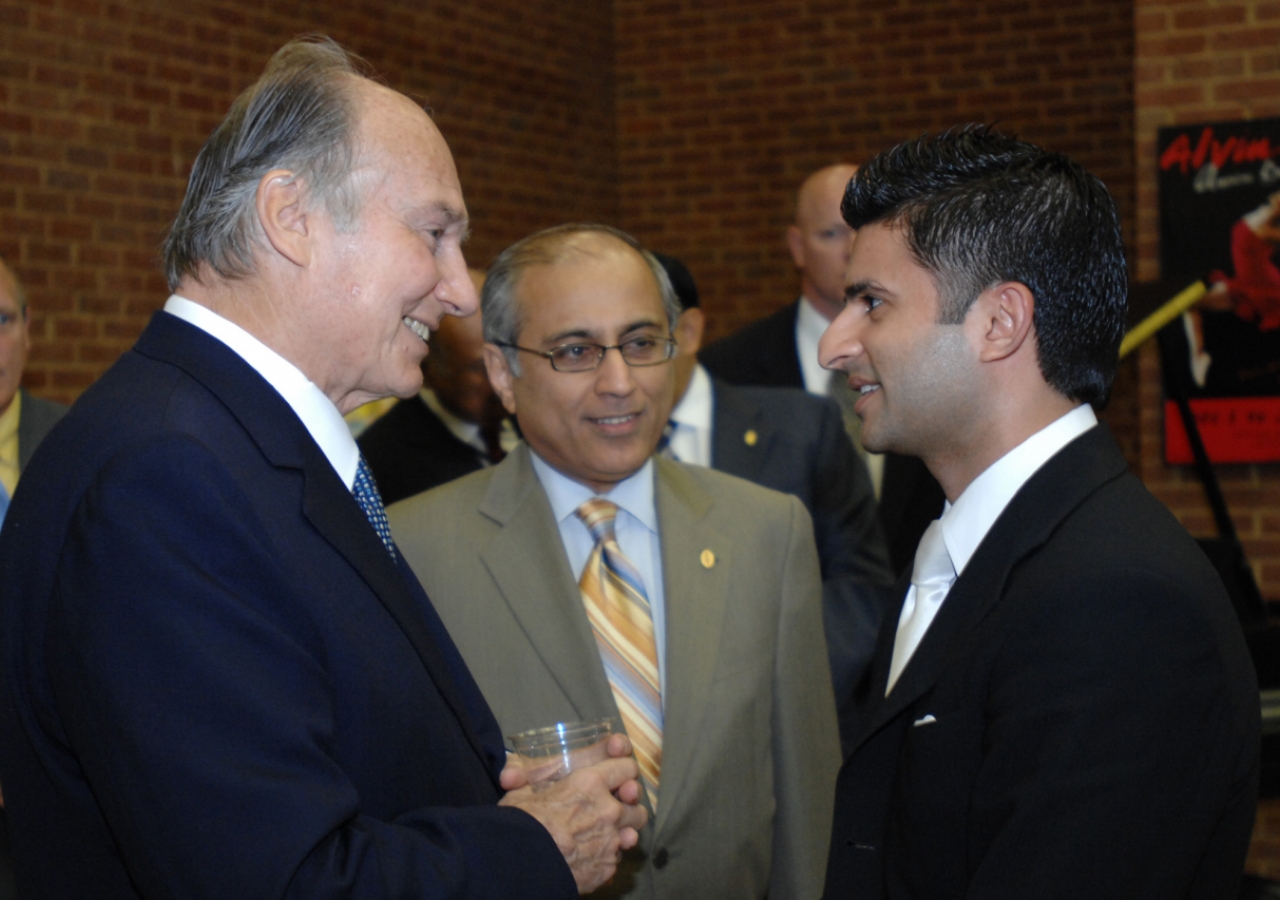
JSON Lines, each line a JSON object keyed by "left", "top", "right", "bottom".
{"left": 388, "top": 223, "right": 839, "bottom": 900}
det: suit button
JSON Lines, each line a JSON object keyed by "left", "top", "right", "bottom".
{"left": 653, "top": 848, "right": 670, "bottom": 869}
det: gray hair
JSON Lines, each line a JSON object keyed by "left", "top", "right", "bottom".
{"left": 481, "top": 223, "right": 680, "bottom": 375}
{"left": 162, "top": 36, "right": 368, "bottom": 291}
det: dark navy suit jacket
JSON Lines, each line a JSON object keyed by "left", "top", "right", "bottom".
{"left": 823, "top": 426, "right": 1259, "bottom": 899}
{"left": 0, "top": 312, "right": 573, "bottom": 899}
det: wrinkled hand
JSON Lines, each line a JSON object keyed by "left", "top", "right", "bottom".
{"left": 500, "top": 736, "right": 647, "bottom": 894}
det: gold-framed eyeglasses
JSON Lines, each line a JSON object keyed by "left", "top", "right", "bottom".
{"left": 495, "top": 336, "right": 677, "bottom": 373}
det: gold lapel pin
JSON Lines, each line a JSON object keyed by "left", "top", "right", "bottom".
{"left": 700, "top": 549, "right": 716, "bottom": 568}
{"left": 743, "top": 429, "right": 758, "bottom": 446}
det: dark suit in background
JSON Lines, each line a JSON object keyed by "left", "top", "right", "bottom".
{"left": 699, "top": 300, "right": 945, "bottom": 576}
{"left": 824, "top": 426, "right": 1259, "bottom": 899}
{"left": 709, "top": 379, "right": 893, "bottom": 722}
{"left": 0, "top": 314, "right": 570, "bottom": 899}
{"left": 358, "top": 394, "right": 484, "bottom": 505}
{"left": 16, "top": 388, "right": 67, "bottom": 472}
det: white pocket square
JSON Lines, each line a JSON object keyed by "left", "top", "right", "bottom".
{"left": 912, "top": 714, "right": 937, "bottom": 727}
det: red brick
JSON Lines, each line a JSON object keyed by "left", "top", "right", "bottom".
{"left": 1212, "top": 26, "right": 1280, "bottom": 51}
{"left": 1215, "top": 78, "right": 1280, "bottom": 101}
{"left": 1172, "top": 5, "right": 1249, "bottom": 28}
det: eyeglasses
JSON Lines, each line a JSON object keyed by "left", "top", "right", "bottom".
{"left": 495, "top": 336, "right": 677, "bottom": 373}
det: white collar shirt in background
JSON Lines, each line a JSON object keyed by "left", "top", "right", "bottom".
{"left": 530, "top": 453, "right": 668, "bottom": 695}
{"left": 164, "top": 295, "right": 360, "bottom": 490}
{"left": 667, "top": 363, "right": 714, "bottom": 467}
{"left": 794, "top": 295, "right": 833, "bottom": 397}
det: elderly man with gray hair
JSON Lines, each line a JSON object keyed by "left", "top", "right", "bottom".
{"left": 0, "top": 37, "right": 644, "bottom": 900}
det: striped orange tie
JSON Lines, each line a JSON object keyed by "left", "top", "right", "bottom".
{"left": 576, "top": 498, "right": 662, "bottom": 809}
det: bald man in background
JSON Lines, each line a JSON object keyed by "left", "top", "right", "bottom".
{"left": 359, "top": 269, "right": 514, "bottom": 504}
{"left": 700, "top": 165, "right": 945, "bottom": 577}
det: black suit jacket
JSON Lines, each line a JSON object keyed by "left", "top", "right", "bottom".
{"left": 700, "top": 300, "right": 945, "bottom": 576}
{"left": 358, "top": 394, "right": 485, "bottom": 505}
{"left": 0, "top": 312, "right": 572, "bottom": 899}
{"left": 824, "top": 426, "right": 1259, "bottom": 899}
{"left": 709, "top": 380, "right": 894, "bottom": 722}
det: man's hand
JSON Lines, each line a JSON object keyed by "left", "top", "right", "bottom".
{"left": 499, "top": 734, "right": 648, "bottom": 894}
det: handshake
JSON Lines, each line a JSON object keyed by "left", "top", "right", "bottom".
{"left": 498, "top": 728, "right": 649, "bottom": 894}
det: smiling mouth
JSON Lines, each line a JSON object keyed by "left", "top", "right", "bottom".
{"left": 402, "top": 316, "right": 431, "bottom": 343}
{"left": 592, "top": 413, "right": 638, "bottom": 427}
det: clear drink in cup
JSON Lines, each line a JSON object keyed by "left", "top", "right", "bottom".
{"left": 507, "top": 717, "right": 619, "bottom": 788}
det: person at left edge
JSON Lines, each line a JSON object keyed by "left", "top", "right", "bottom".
{"left": 0, "top": 37, "right": 645, "bottom": 900}
{"left": 0, "top": 258, "right": 68, "bottom": 531}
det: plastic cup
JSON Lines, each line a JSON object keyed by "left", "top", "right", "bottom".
{"left": 507, "top": 717, "right": 619, "bottom": 788}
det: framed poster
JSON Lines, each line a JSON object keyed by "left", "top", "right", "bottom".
{"left": 1157, "top": 117, "right": 1280, "bottom": 464}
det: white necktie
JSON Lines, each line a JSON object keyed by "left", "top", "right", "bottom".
{"left": 886, "top": 519, "right": 954, "bottom": 694}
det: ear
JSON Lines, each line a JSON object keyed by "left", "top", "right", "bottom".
{"left": 674, "top": 307, "right": 705, "bottom": 357}
{"left": 786, "top": 224, "right": 805, "bottom": 269}
{"left": 974, "top": 281, "right": 1035, "bottom": 364}
{"left": 483, "top": 343, "right": 519, "bottom": 415}
{"left": 256, "top": 169, "right": 311, "bottom": 268}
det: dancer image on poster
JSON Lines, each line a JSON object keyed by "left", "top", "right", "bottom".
{"left": 1185, "top": 190, "right": 1280, "bottom": 391}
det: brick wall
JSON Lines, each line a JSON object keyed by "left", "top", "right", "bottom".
{"left": 1132, "top": 0, "right": 1280, "bottom": 876}
{"left": 1134, "top": 0, "right": 1280, "bottom": 605}
{"left": 0, "top": 0, "right": 615, "bottom": 404}
{"left": 614, "top": 0, "right": 1135, "bottom": 344}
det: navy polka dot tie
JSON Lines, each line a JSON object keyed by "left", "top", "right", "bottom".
{"left": 353, "top": 455, "right": 396, "bottom": 560}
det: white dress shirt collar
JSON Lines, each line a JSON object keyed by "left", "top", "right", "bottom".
{"left": 794, "top": 296, "right": 833, "bottom": 397}
{"left": 940, "top": 403, "right": 1098, "bottom": 577}
{"left": 667, "top": 363, "right": 714, "bottom": 467}
{"left": 163, "top": 295, "right": 361, "bottom": 489}
{"left": 531, "top": 453, "right": 659, "bottom": 536}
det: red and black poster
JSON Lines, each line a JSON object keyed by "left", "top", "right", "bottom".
{"left": 1158, "top": 117, "right": 1280, "bottom": 464}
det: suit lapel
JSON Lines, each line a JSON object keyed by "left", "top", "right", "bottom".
{"left": 135, "top": 313, "right": 500, "bottom": 782}
{"left": 477, "top": 447, "right": 615, "bottom": 721}
{"left": 851, "top": 426, "right": 1130, "bottom": 749}
{"left": 297, "top": 465, "right": 498, "bottom": 780}
{"left": 651, "top": 458, "right": 727, "bottom": 833}
{"left": 766, "top": 301, "right": 806, "bottom": 388}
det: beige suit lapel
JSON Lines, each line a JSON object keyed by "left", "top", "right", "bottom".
{"left": 477, "top": 446, "right": 616, "bottom": 722}
{"left": 652, "top": 458, "right": 731, "bottom": 834}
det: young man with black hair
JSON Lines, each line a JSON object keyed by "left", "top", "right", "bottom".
{"left": 821, "top": 126, "right": 1259, "bottom": 899}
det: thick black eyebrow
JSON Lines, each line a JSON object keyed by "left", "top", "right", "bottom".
{"left": 845, "top": 280, "right": 876, "bottom": 300}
